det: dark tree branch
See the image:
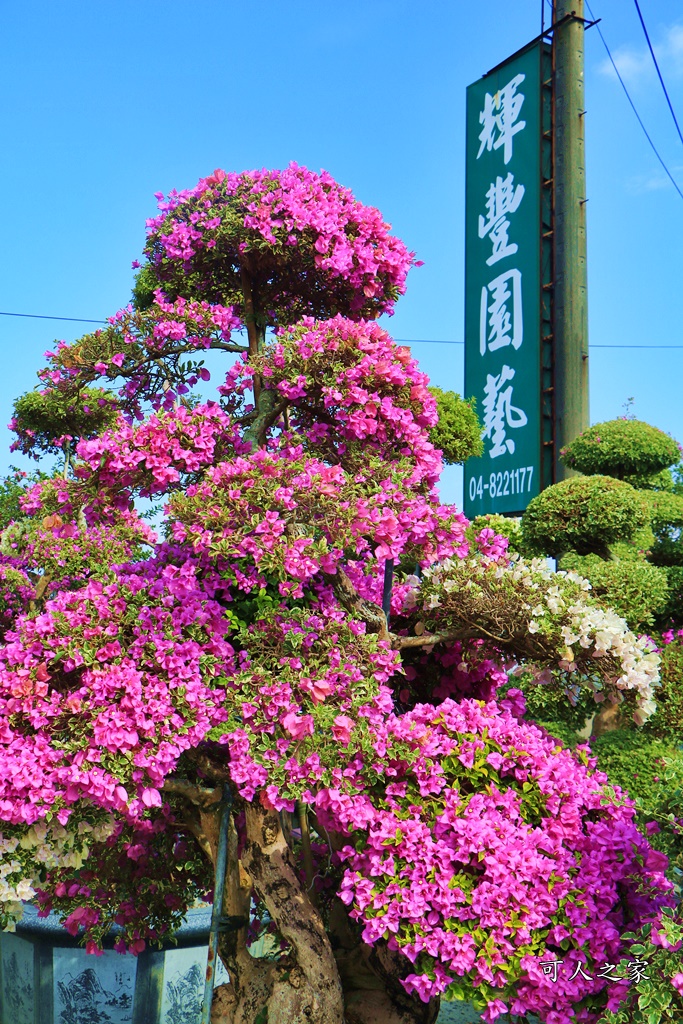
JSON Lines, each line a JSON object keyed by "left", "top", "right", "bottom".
{"left": 324, "top": 567, "right": 390, "bottom": 641}
{"left": 161, "top": 778, "right": 222, "bottom": 808}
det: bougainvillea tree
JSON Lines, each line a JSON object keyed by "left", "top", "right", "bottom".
{"left": 0, "top": 166, "right": 677, "bottom": 1024}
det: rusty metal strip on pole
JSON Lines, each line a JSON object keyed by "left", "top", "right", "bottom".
{"left": 552, "top": 0, "right": 590, "bottom": 479}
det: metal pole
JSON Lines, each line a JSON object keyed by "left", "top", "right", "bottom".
{"left": 201, "top": 785, "right": 232, "bottom": 1024}
{"left": 552, "top": 0, "right": 590, "bottom": 479}
{"left": 382, "top": 558, "right": 394, "bottom": 620}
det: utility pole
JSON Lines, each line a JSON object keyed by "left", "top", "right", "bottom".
{"left": 552, "top": 0, "right": 590, "bottom": 479}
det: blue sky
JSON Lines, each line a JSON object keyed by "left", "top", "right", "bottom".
{"left": 2, "top": 0, "right": 682, "bottom": 507}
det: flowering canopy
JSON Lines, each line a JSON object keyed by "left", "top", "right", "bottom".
{"left": 0, "top": 168, "right": 676, "bottom": 1024}
{"left": 140, "top": 163, "right": 419, "bottom": 324}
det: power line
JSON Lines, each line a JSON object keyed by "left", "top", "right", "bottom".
{"left": 0, "top": 311, "right": 106, "bottom": 324}
{"left": 395, "top": 340, "right": 683, "bottom": 350}
{"left": 633, "top": 0, "right": 683, "bottom": 152}
{"left": 0, "top": 314, "right": 681, "bottom": 350}
{"left": 585, "top": 0, "right": 683, "bottom": 202}
{"left": 591, "top": 344, "right": 683, "bottom": 349}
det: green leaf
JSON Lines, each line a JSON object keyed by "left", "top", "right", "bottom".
{"left": 651, "top": 991, "right": 672, "bottom": 1013}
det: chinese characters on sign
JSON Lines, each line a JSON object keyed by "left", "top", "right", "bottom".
{"left": 480, "top": 270, "right": 523, "bottom": 354}
{"left": 464, "top": 45, "right": 544, "bottom": 517}
{"left": 540, "top": 958, "right": 650, "bottom": 986}
{"left": 477, "top": 73, "right": 527, "bottom": 164}
{"left": 478, "top": 174, "right": 525, "bottom": 267}
{"left": 482, "top": 365, "right": 528, "bottom": 458}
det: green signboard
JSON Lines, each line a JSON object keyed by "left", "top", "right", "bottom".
{"left": 464, "top": 43, "right": 547, "bottom": 518}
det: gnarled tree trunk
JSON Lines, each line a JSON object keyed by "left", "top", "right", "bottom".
{"left": 189, "top": 790, "right": 439, "bottom": 1024}
{"left": 209, "top": 803, "right": 344, "bottom": 1024}
{"left": 328, "top": 898, "right": 439, "bottom": 1024}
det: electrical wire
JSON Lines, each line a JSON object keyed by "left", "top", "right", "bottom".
{"left": 585, "top": 0, "right": 683, "bottom": 202}
{"left": 394, "top": 340, "right": 683, "bottom": 350}
{"left": 633, "top": 0, "right": 683, "bottom": 152}
{"left": 0, "top": 314, "right": 681, "bottom": 350}
{"left": 0, "top": 311, "right": 106, "bottom": 324}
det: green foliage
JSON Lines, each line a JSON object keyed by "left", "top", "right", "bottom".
{"left": 558, "top": 553, "right": 670, "bottom": 631}
{"left": 642, "top": 637, "right": 683, "bottom": 740}
{"left": 561, "top": 419, "right": 681, "bottom": 480}
{"left": 643, "top": 491, "right": 683, "bottom": 532}
{"left": 610, "top": 524, "right": 656, "bottom": 562}
{"left": 640, "top": 491, "right": 683, "bottom": 568}
{"left": 12, "top": 387, "right": 119, "bottom": 461}
{"left": 503, "top": 669, "right": 594, "bottom": 736}
{"left": 468, "top": 513, "right": 533, "bottom": 557}
{"left": 132, "top": 264, "right": 158, "bottom": 310}
{"left": 658, "top": 567, "right": 683, "bottom": 625}
{"left": 624, "top": 467, "right": 676, "bottom": 492}
{"left": 0, "top": 468, "right": 45, "bottom": 532}
{"left": 598, "top": 909, "right": 683, "bottom": 1024}
{"left": 427, "top": 388, "right": 483, "bottom": 464}
{"left": 521, "top": 476, "right": 649, "bottom": 558}
{"left": 651, "top": 533, "right": 683, "bottom": 569}
{"left": 534, "top": 718, "right": 583, "bottom": 748}
{"left": 588, "top": 730, "right": 683, "bottom": 883}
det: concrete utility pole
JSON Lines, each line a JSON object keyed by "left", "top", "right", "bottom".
{"left": 552, "top": 0, "right": 590, "bottom": 480}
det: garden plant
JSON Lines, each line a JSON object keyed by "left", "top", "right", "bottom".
{"left": 511, "top": 417, "right": 683, "bottom": 1021}
{"left": 0, "top": 165, "right": 680, "bottom": 1024}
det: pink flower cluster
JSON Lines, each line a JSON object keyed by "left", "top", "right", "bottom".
{"left": 144, "top": 163, "right": 418, "bottom": 317}
{"left": 215, "top": 595, "right": 403, "bottom": 805}
{"left": 170, "top": 439, "right": 467, "bottom": 590}
{"left": 256, "top": 315, "right": 443, "bottom": 487}
{"left": 0, "top": 559, "right": 235, "bottom": 826}
{"left": 474, "top": 527, "right": 509, "bottom": 562}
{"left": 38, "top": 294, "right": 242, "bottom": 418}
{"left": 331, "top": 697, "right": 673, "bottom": 1023}
{"left": 76, "top": 403, "right": 249, "bottom": 498}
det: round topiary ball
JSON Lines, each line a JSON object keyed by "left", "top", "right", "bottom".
{"left": 427, "top": 387, "right": 483, "bottom": 465}
{"left": 521, "top": 475, "right": 649, "bottom": 558}
{"left": 560, "top": 419, "right": 681, "bottom": 479}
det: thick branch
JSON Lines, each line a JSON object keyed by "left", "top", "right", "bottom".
{"left": 239, "top": 262, "right": 264, "bottom": 405}
{"left": 325, "top": 567, "right": 390, "bottom": 641}
{"left": 395, "top": 630, "right": 464, "bottom": 649}
{"left": 241, "top": 392, "right": 285, "bottom": 449}
{"left": 297, "top": 801, "right": 317, "bottom": 905}
{"left": 161, "top": 778, "right": 222, "bottom": 808}
{"left": 242, "top": 803, "right": 344, "bottom": 1023}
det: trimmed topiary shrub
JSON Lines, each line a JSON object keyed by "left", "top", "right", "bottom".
{"left": 560, "top": 419, "right": 681, "bottom": 479}
{"left": 521, "top": 475, "right": 649, "bottom": 558}
{"left": 558, "top": 553, "right": 670, "bottom": 631}
{"left": 11, "top": 387, "right": 119, "bottom": 464}
{"left": 427, "top": 387, "right": 483, "bottom": 464}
